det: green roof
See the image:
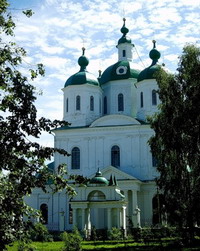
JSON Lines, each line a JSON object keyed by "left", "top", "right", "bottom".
{"left": 137, "top": 40, "right": 161, "bottom": 82}
{"left": 64, "top": 48, "right": 99, "bottom": 87}
{"left": 65, "top": 71, "right": 99, "bottom": 87}
{"left": 117, "top": 18, "right": 132, "bottom": 45}
{"left": 99, "top": 60, "right": 140, "bottom": 85}
{"left": 89, "top": 169, "right": 109, "bottom": 186}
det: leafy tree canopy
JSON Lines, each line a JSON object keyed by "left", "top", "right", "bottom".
{"left": 0, "top": 1, "right": 77, "bottom": 249}
{"left": 149, "top": 44, "right": 200, "bottom": 240}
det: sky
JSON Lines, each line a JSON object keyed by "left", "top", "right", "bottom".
{"left": 7, "top": 0, "right": 200, "bottom": 147}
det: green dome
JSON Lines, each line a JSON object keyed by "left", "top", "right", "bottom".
{"left": 64, "top": 48, "right": 99, "bottom": 87}
{"left": 99, "top": 60, "right": 140, "bottom": 85}
{"left": 118, "top": 18, "right": 132, "bottom": 45}
{"left": 137, "top": 40, "right": 161, "bottom": 82}
{"left": 89, "top": 169, "right": 109, "bottom": 186}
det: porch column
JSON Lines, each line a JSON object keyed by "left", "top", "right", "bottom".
{"left": 82, "top": 208, "right": 86, "bottom": 230}
{"left": 132, "top": 190, "right": 138, "bottom": 227}
{"left": 117, "top": 208, "right": 120, "bottom": 228}
{"left": 85, "top": 208, "right": 91, "bottom": 238}
{"left": 123, "top": 190, "right": 129, "bottom": 227}
{"left": 123, "top": 190, "right": 128, "bottom": 202}
{"left": 122, "top": 206, "right": 127, "bottom": 237}
{"left": 132, "top": 190, "right": 138, "bottom": 211}
{"left": 107, "top": 208, "right": 112, "bottom": 230}
{"left": 73, "top": 208, "right": 77, "bottom": 226}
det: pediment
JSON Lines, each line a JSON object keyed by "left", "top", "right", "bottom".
{"left": 89, "top": 166, "right": 139, "bottom": 181}
{"left": 90, "top": 114, "right": 140, "bottom": 127}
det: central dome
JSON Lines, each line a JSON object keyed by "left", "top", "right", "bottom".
{"left": 99, "top": 60, "right": 140, "bottom": 85}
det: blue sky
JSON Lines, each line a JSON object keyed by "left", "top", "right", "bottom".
{"left": 7, "top": 0, "right": 200, "bottom": 146}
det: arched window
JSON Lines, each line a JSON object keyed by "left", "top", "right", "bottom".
{"left": 123, "top": 50, "right": 126, "bottom": 57}
{"left": 90, "top": 96, "right": 94, "bottom": 111}
{"left": 140, "top": 92, "right": 143, "bottom": 108}
{"left": 111, "top": 145, "right": 120, "bottom": 167}
{"left": 104, "top": 96, "right": 107, "bottom": 115}
{"left": 152, "top": 90, "right": 157, "bottom": 106}
{"left": 40, "top": 203, "right": 48, "bottom": 224}
{"left": 76, "top": 95, "right": 81, "bottom": 110}
{"left": 71, "top": 147, "right": 80, "bottom": 169}
{"left": 118, "top": 93, "right": 124, "bottom": 111}
{"left": 66, "top": 98, "right": 68, "bottom": 113}
{"left": 88, "top": 190, "right": 106, "bottom": 201}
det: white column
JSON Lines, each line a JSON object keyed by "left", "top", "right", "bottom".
{"left": 107, "top": 208, "right": 112, "bottom": 230}
{"left": 117, "top": 208, "right": 120, "bottom": 228}
{"left": 132, "top": 190, "right": 138, "bottom": 227}
{"left": 82, "top": 208, "right": 86, "bottom": 230}
{"left": 73, "top": 208, "right": 77, "bottom": 227}
{"left": 122, "top": 206, "right": 127, "bottom": 237}
{"left": 85, "top": 208, "right": 91, "bottom": 238}
{"left": 132, "top": 190, "right": 138, "bottom": 211}
{"left": 123, "top": 190, "right": 128, "bottom": 203}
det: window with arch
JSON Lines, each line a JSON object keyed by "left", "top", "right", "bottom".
{"left": 111, "top": 145, "right": 120, "bottom": 167}
{"left": 123, "top": 50, "right": 126, "bottom": 57}
{"left": 152, "top": 90, "right": 157, "bottom": 106}
{"left": 104, "top": 96, "right": 107, "bottom": 115}
{"left": 90, "top": 96, "right": 94, "bottom": 111}
{"left": 88, "top": 190, "right": 106, "bottom": 201}
{"left": 140, "top": 92, "right": 143, "bottom": 108}
{"left": 66, "top": 98, "right": 68, "bottom": 113}
{"left": 40, "top": 203, "right": 48, "bottom": 224}
{"left": 71, "top": 147, "right": 80, "bottom": 169}
{"left": 76, "top": 95, "right": 81, "bottom": 110}
{"left": 118, "top": 93, "right": 124, "bottom": 111}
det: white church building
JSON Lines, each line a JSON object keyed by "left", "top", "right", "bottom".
{"left": 25, "top": 19, "right": 162, "bottom": 235}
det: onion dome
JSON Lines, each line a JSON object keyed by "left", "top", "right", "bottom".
{"left": 89, "top": 169, "right": 109, "bottom": 186}
{"left": 99, "top": 60, "right": 140, "bottom": 85}
{"left": 137, "top": 40, "right": 161, "bottom": 82}
{"left": 64, "top": 47, "right": 99, "bottom": 87}
{"left": 118, "top": 18, "right": 132, "bottom": 45}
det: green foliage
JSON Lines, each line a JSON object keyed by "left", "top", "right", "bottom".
{"left": 61, "top": 227, "right": 82, "bottom": 251}
{"left": 29, "top": 223, "right": 52, "bottom": 242}
{"left": 0, "top": 1, "right": 75, "bottom": 249}
{"left": 149, "top": 44, "right": 200, "bottom": 241}
{"left": 107, "top": 227, "right": 123, "bottom": 240}
{"left": 17, "top": 241, "right": 37, "bottom": 251}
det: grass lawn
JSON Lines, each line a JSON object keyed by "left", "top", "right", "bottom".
{"left": 6, "top": 239, "right": 200, "bottom": 250}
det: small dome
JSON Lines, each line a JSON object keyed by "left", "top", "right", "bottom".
{"left": 89, "top": 169, "right": 109, "bottom": 186}
{"left": 64, "top": 48, "right": 99, "bottom": 87}
{"left": 137, "top": 40, "right": 161, "bottom": 82}
{"left": 99, "top": 60, "right": 140, "bottom": 85}
{"left": 117, "top": 18, "right": 132, "bottom": 45}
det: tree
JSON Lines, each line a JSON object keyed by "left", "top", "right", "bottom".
{"left": 149, "top": 44, "right": 200, "bottom": 242}
{"left": 0, "top": 1, "right": 74, "bottom": 249}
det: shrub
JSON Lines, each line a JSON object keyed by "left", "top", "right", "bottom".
{"left": 17, "top": 241, "right": 38, "bottom": 251}
{"left": 29, "top": 222, "right": 52, "bottom": 242}
{"left": 108, "top": 227, "right": 123, "bottom": 240}
{"left": 90, "top": 226, "right": 97, "bottom": 241}
{"left": 61, "top": 227, "right": 82, "bottom": 251}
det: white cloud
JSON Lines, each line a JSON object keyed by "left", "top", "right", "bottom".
{"left": 7, "top": 0, "right": 200, "bottom": 146}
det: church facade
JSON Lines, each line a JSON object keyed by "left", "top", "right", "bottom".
{"left": 25, "top": 19, "right": 162, "bottom": 234}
